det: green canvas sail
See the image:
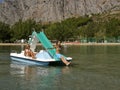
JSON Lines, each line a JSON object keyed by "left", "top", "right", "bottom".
{"left": 36, "top": 31, "right": 59, "bottom": 60}
{"left": 29, "top": 31, "right": 69, "bottom": 61}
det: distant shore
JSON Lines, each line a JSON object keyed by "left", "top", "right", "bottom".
{"left": 0, "top": 43, "right": 120, "bottom": 46}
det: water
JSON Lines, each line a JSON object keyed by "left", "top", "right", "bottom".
{"left": 0, "top": 45, "right": 120, "bottom": 90}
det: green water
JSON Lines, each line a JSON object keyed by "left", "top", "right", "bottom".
{"left": 0, "top": 45, "right": 120, "bottom": 90}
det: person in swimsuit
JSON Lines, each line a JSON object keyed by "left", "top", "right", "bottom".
{"left": 55, "top": 41, "right": 71, "bottom": 66}
{"left": 24, "top": 44, "right": 36, "bottom": 59}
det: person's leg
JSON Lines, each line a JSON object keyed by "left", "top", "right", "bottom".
{"left": 56, "top": 53, "right": 71, "bottom": 66}
{"left": 61, "top": 56, "right": 71, "bottom": 66}
{"left": 30, "top": 52, "right": 36, "bottom": 59}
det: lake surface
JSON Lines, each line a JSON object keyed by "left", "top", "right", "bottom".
{"left": 0, "top": 45, "right": 120, "bottom": 90}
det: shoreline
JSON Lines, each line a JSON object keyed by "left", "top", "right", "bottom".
{"left": 0, "top": 43, "right": 120, "bottom": 46}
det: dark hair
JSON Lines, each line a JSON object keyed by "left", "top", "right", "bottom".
{"left": 56, "top": 40, "right": 59, "bottom": 45}
{"left": 56, "top": 40, "right": 62, "bottom": 48}
{"left": 25, "top": 44, "right": 30, "bottom": 49}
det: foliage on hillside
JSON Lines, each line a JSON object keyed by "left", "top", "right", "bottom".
{"left": 0, "top": 13, "right": 120, "bottom": 43}
{"left": 0, "top": 22, "right": 10, "bottom": 42}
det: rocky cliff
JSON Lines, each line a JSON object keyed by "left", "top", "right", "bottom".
{"left": 0, "top": 0, "right": 120, "bottom": 24}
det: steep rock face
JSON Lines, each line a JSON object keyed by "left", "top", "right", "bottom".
{"left": 0, "top": 0, "right": 120, "bottom": 24}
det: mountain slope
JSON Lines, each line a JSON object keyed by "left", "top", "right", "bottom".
{"left": 0, "top": 0, "right": 120, "bottom": 24}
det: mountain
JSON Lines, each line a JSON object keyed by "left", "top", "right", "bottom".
{"left": 0, "top": 0, "right": 120, "bottom": 24}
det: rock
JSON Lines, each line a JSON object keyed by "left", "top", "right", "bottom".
{"left": 0, "top": 0, "right": 120, "bottom": 24}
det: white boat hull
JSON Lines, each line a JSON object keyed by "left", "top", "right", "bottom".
{"left": 10, "top": 50, "right": 72, "bottom": 66}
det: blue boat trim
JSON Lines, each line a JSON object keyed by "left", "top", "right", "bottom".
{"left": 10, "top": 56, "right": 49, "bottom": 66}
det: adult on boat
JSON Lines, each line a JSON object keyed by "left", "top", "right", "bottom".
{"left": 55, "top": 41, "right": 71, "bottom": 66}
{"left": 24, "top": 44, "right": 36, "bottom": 59}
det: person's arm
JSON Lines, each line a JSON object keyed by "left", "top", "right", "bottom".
{"left": 24, "top": 49, "right": 27, "bottom": 56}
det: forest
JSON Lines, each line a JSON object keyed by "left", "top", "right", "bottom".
{"left": 0, "top": 13, "right": 120, "bottom": 43}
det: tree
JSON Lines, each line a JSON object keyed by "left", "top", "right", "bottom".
{"left": 106, "top": 18, "right": 120, "bottom": 38}
{"left": 0, "top": 22, "right": 10, "bottom": 42}
{"left": 10, "top": 19, "right": 42, "bottom": 42}
{"left": 46, "top": 20, "right": 75, "bottom": 41}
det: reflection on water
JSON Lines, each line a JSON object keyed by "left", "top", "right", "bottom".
{"left": 10, "top": 61, "right": 49, "bottom": 78}
{"left": 0, "top": 45, "right": 120, "bottom": 90}
{"left": 9, "top": 61, "right": 72, "bottom": 90}
{"left": 10, "top": 61, "right": 71, "bottom": 81}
